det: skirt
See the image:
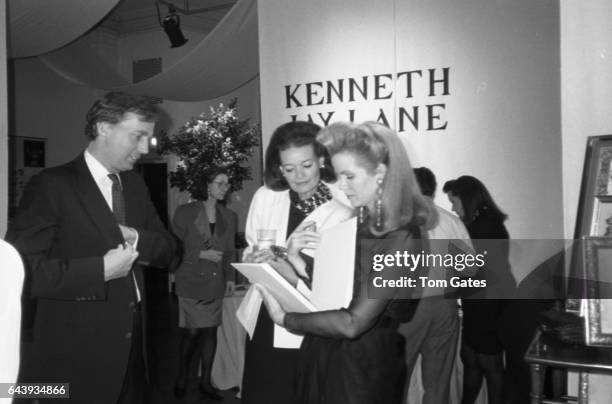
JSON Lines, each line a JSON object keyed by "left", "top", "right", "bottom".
{"left": 296, "top": 326, "right": 406, "bottom": 404}
{"left": 178, "top": 296, "right": 222, "bottom": 328}
{"left": 241, "top": 309, "right": 299, "bottom": 404}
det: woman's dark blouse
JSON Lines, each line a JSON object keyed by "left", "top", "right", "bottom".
{"left": 462, "top": 208, "right": 514, "bottom": 354}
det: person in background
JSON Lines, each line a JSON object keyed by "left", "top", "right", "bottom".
{"left": 240, "top": 121, "right": 352, "bottom": 404}
{"left": 6, "top": 92, "right": 176, "bottom": 404}
{"left": 399, "top": 167, "right": 473, "bottom": 404}
{"left": 172, "top": 168, "right": 237, "bottom": 401}
{"left": 257, "top": 121, "right": 438, "bottom": 404}
{"left": 443, "top": 175, "right": 515, "bottom": 404}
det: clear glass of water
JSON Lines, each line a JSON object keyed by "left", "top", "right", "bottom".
{"left": 256, "top": 229, "right": 276, "bottom": 250}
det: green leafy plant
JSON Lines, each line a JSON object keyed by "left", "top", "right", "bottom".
{"left": 158, "top": 99, "right": 259, "bottom": 200}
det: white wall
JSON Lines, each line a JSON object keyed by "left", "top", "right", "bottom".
{"left": 259, "top": 0, "right": 563, "bottom": 241}
{"left": 561, "top": 1, "right": 612, "bottom": 238}
{"left": 396, "top": 0, "right": 562, "bottom": 241}
{"left": 561, "top": 1, "right": 612, "bottom": 400}
{"left": 259, "top": 0, "right": 563, "bottom": 287}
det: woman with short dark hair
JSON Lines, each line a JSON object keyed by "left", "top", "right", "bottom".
{"left": 240, "top": 121, "right": 352, "bottom": 404}
{"left": 263, "top": 121, "right": 336, "bottom": 190}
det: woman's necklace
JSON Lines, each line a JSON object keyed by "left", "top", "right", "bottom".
{"left": 292, "top": 182, "right": 332, "bottom": 215}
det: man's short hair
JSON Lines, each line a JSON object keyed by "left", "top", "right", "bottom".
{"left": 413, "top": 166, "right": 437, "bottom": 197}
{"left": 84, "top": 92, "right": 159, "bottom": 140}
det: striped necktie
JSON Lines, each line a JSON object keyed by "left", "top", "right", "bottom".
{"left": 108, "top": 173, "right": 141, "bottom": 301}
{"left": 108, "top": 174, "right": 126, "bottom": 225}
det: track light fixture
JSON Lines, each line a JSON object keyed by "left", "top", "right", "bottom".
{"left": 156, "top": 3, "right": 188, "bottom": 48}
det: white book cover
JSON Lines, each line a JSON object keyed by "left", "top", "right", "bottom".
{"left": 233, "top": 217, "right": 357, "bottom": 348}
{"left": 311, "top": 217, "right": 357, "bottom": 310}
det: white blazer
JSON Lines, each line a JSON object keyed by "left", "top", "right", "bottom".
{"left": 241, "top": 182, "right": 353, "bottom": 348}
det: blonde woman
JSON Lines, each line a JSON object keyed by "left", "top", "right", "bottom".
{"left": 258, "top": 122, "right": 437, "bottom": 404}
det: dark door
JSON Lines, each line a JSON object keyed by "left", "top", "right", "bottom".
{"left": 135, "top": 162, "right": 168, "bottom": 228}
{"left": 134, "top": 162, "right": 171, "bottom": 300}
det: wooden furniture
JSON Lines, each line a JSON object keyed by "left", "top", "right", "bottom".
{"left": 525, "top": 330, "right": 612, "bottom": 403}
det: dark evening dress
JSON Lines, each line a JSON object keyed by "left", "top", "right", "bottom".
{"left": 240, "top": 192, "right": 310, "bottom": 404}
{"left": 287, "top": 222, "right": 424, "bottom": 404}
{"left": 461, "top": 208, "right": 515, "bottom": 354}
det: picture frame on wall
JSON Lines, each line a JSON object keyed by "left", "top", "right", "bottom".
{"left": 567, "top": 134, "right": 612, "bottom": 313}
{"left": 9, "top": 136, "right": 48, "bottom": 218}
{"left": 23, "top": 138, "right": 46, "bottom": 168}
{"left": 583, "top": 237, "right": 612, "bottom": 347}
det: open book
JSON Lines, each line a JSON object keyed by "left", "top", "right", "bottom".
{"left": 231, "top": 262, "right": 316, "bottom": 313}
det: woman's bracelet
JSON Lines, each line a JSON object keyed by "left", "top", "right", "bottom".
{"left": 270, "top": 245, "right": 288, "bottom": 260}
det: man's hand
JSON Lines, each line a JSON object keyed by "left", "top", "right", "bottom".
{"left": 119, "top": 225, "right": 138, "bottom": 246}
{"left": 104, "top": 243, "right": 139, "bottom": 281}
{"left": 199, "top": 249, "right": 223, "bottom": 263}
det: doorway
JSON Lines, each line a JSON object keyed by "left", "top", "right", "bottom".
{"left": 135, "top": 162, "right": 169, "bottom": 227}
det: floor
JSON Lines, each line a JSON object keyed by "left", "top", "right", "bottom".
{"left": 14, "top": 268, "right": 241, "bottom": 404}
{"left": 145, "top": 269, "right": 241, "bottom": 404}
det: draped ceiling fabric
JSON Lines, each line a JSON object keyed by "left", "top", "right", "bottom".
{"left": 7, "top": 0, "right": 120, "bottom": 58}
{"left": 39, "top": 0, "right": 259, "bottom": 101}
{"left": 40, "top": 40, "right": 130, "bottom": 89}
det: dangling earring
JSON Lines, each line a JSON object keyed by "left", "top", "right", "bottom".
{"left": 320, "top": 163, "right": 325, "bottom": 169}
{"left": 358, "top": 206, "right": 366, "bottom": 224}
{"left": 375, "top": 177, "right": 384, "bottom": 231}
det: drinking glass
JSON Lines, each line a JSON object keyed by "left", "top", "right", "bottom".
{"left": 256, "top": 229, "right": 276, "bottom": 250}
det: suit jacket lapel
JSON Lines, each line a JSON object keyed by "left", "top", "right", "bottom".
{"left": 71, "top": 155, "right": 123, "bottom": 247}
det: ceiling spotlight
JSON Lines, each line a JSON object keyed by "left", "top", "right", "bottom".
{"left": 160, "top": 5, "right": 188, "bottom": 48}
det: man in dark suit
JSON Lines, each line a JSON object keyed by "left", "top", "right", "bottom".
{"left": 7, "top": 92, "right": 175, "bottom": 404}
